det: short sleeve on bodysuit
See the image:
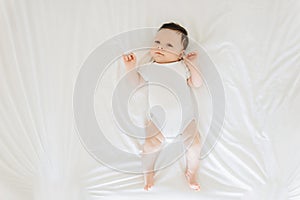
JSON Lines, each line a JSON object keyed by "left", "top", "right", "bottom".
{"left": 137, "top": 65, "right": 149, "bottom": 81}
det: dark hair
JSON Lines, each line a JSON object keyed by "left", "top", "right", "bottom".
{"left": 158, "top": 22, "right": 189, "bottom": 50}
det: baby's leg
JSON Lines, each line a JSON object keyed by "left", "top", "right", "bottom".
{"left": 142, "top": 120, "right": 165, "bottom": 191}
{"left": 182, "top": 120, "right": 201, "bottom": 190}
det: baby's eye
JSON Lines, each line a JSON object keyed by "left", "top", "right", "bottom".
{"left": 166, "top": 43, "right": 173, "bottom": 47}
{"left": 154, "top": 40, "right": 160, "bottom": 44}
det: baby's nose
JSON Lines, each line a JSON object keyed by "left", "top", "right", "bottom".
{"left": 157, "top": 45, "right": 163, "bottom": 50}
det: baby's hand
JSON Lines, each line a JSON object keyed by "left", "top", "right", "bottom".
{"left": 122, "top": 53, "right": 137, "bottom": 70}
{"left": 183, "top": 51, "right": 198, "bottom": 66}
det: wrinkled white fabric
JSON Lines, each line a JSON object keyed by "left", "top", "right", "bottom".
{"left": 0, "top": 0, "right": 300, "bottom": 200}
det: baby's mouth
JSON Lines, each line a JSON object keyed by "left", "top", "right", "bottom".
{"left": 154, "top": 51, "right": 164, "bottom": 56}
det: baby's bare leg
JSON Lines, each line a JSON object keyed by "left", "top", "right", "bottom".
{"left": 182, "top": 120, "right": 201, "bottom": 190}
{"left": 142, "top": 120, "right": 165, "bottom": 191}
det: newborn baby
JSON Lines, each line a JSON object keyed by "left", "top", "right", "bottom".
{"left": 122, "top": 22, "right": 202, "bottom": 191}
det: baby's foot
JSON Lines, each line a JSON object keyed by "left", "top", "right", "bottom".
{"left": 144, "top": 172, "right": 154, "bottom": 191}
{"left": 185, "top": 169, "right": 200, "bottom": 191}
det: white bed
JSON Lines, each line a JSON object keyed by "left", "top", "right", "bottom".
{"left": 0, "top": 0, "right": 299, "bottom": 199}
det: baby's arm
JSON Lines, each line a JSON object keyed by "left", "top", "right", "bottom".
{"left": 122, "top": 53, "right": 144, "bottom": 84}
{"left": 183, "top": 52, "right": 202, "bottom": 88}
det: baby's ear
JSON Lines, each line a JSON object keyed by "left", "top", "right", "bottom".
{"left": 179, "top": 50, "right": 185, "bottom": 58}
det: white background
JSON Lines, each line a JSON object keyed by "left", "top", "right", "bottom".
{"left": 0, "top": 0, "right": 299, "bottom": 199}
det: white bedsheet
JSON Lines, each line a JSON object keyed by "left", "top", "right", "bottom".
{"left": 0, "top": 0, "right": 299, "bottom": 199}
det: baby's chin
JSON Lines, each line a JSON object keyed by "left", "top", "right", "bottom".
{"left": 151, "top": 52, "right": 180, "bottom": 64}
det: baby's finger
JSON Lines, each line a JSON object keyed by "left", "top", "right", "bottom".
{"left": 191, "top": 51, "right": 199, "bottom": 56}
{"left": 122, "top": 53, "right": 136, "bottom": 62}
{"left": 130, "top": 53, "right": 136, "bottom": 60}
{"left": 127, "top": 55, "right": 132, "bottom": 61}
{"left": 133, "top": 55, "right": 137, "bottom": 62}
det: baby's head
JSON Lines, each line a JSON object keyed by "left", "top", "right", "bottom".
{"left": 150, "top": 22, "right": 189, "bottom": 63}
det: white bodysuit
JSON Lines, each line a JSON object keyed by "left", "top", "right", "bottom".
{"left": 137, "top": 60, "right": 196, "bottom": 142}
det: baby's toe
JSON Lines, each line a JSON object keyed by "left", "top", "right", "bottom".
{"left": 144, "top": 184, "right": 153, "bottom": 191}
{"left": 190, "top": 183, "right": 200, "bottom": 191}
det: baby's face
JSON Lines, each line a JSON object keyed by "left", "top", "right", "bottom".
{"left": 150, "top": 29, "right": 184, "bottom": 63}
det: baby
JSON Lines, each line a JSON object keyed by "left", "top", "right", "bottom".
{"left": 122, "top": 22, "right": 202, "bottom": 191}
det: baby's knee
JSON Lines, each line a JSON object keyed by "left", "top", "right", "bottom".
{"left": 189, "top": 138, "right": 201, "bottom": 153}
{"left": 143, "top": 138, "right": 164, "bottom": 153}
